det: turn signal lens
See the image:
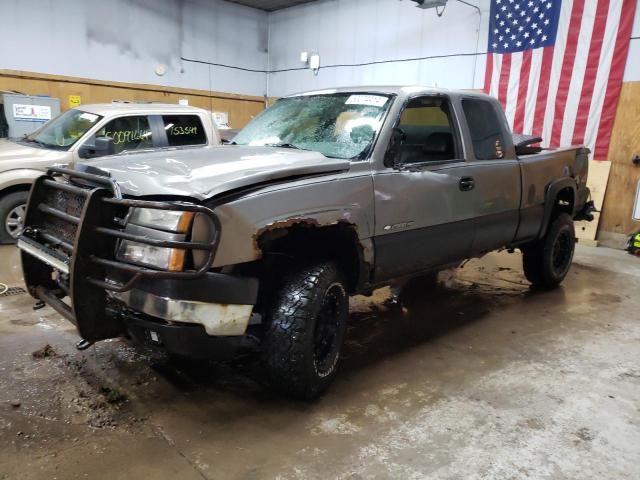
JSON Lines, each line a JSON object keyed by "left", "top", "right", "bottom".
{"left": 168, "top": 249, "right": 187, "bottom": 272}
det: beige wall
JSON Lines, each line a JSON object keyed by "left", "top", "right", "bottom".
{"left": 0, "top": 70, "right": 266, "bottom": 129}
{"left": 599, "top": 81, "right": 640, "bottom": 240}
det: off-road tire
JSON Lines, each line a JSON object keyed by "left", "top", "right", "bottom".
{"left": 0, "top": 191, "right": 29, "bottom": 244}
{"left": 522, "top": 213, "right": 575, "bottom": 290}
{"left": 262, "top": 261, "right": 349, "bottom": 400}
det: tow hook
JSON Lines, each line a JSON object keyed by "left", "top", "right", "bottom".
{"left": 33, "top": 300, "right": 46, "bottom": 311}
{"left": 76, "top": 339, "right": 94, "bottom": 351}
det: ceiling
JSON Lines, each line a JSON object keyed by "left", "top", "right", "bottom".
{"left": 225, "top": 0, "right": 318, "bottom": 11}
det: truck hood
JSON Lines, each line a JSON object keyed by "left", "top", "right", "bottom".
{"left": 0, "top": 138, "right": 69, "bottom": 166}
{"left": 75, "top": 146, "right": 351, "bottom": 200}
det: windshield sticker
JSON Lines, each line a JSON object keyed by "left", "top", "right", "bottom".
{"left": 345, "top": 95, "right": 388, "bottom": 108}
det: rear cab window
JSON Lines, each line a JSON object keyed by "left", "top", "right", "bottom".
{"left": 461, "top": 98, "right": 507, "bottom": 160}
{"left": 161, "top": 115, "right": 207, "bottom": 147}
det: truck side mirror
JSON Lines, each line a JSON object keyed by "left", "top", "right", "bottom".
{"left": 79, "top": 136, "right": 115, "bottom": 159}
{"left": 384, "top": 127, "right": 406, "bottom": 168}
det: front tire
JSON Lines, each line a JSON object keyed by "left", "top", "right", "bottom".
{"left": 522, "top": 213, "right": 575, "bottom": 290}
{"left": 262, "top": 261, "right": 349, "bottom": 400}
{"left": 0, "top": 191, "right": 29, "bottom": 244}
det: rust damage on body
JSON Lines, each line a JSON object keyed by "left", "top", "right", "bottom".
{"left": 252, "top": 216, "right": 370, "bottom": 292}
{"left": 253, "top": 217, "right": 322, "bottom": 256}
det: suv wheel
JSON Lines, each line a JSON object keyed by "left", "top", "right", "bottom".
{"left": 262, "top": 261, "right": 349, "bottom": 400}
{"left": 0, "top": 191, "right": 29, "bottom": 244}
{"left": 522, "top": 213, "right": 575, "bottom": 290}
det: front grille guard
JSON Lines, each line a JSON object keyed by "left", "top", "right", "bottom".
{"left": 22, "top": 166, "right": 221, "bottom": 294}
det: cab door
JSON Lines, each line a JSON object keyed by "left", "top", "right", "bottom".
{"left": 372, "top": 95, "right": 477, "bottom": 281}
{"left": 458, "top": 97, "right": 521, "bottom": 254}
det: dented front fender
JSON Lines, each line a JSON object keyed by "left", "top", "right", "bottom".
{"left": 209, "top": 170, "right": 375, "bottom": 268}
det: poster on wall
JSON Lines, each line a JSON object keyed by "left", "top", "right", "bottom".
{"left": 68, "top": 95, "right": 82, "bottom": 108}
{"left": 13, "top": 104, "right": 52, "bottom": 122}
{"left": 212, "top": 111, "right": 229, "bottom": 128}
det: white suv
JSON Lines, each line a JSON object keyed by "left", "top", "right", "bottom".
{"left": 0, "top": 103, "right": 221, "bottom": 242}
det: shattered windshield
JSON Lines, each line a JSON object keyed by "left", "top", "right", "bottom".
{"left": 234, "top": 93, "right": 392, "bottom": 159}
{"left": 24, "top": 109, "right": 103, "bottom": 150}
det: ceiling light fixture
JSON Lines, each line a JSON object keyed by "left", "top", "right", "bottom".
{"left": 410, "top": 0, "right": 447, "bottom": 16}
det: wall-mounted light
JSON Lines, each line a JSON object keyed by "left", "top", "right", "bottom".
{"left": 309, "top": 54, "right": 320, "bottom": 75}
{"left": 300, "top": 51, "right": 320, "bottom": 75}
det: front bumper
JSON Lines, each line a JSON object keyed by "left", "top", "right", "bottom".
{"left": 124, "top": 314, "right": 259, "bottom": 359}
{"left": 111, "top": 273, "right": 259, "bottom": 336}
{"left": 18, "top": 166, "right": 240, "bottom": 345}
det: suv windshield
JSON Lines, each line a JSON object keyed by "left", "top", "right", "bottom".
{"left": 234, "top": 93, "right": 392, "bottom": 159}
{"left": 25, "top": 109, "right": 103, "bottom": 150}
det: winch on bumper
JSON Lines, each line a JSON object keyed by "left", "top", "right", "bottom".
{"left": 18, "top": 167, "right": 259, "bottom": 357}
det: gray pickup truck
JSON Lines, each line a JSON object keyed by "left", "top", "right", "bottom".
{"left": 18, "top": 87, "right": 593, "bottom": 399}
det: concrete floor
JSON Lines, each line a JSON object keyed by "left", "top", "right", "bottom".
{"left": 0, "top": 244, "right": 638, "bottom": 480}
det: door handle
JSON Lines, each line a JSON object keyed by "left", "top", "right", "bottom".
{"left": 459, "top": 176, "right": 475, "bottom": 191}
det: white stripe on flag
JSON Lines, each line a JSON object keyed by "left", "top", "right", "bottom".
{"left": 505, "top": 51, "right": 523, "bottom": 128}
{"left": 542, "top": 0, "right": 575, "bottom": 148}
{"left": 584, "top": 0, "right": 624, "bottom": 157}
{"left": 523, "top": 47, "right": 544, "bottom": 135}
{"left": 490, "top": 53, "right": 502, "bottom": 99}
{"left": 560, "top": 0, "right": 597, "bottom": 147}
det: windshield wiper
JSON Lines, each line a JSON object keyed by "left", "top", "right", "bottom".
{"left": 22, "top": 137, "right": 48, "bottom": 148}
{"left": 264, "top": 143, "right": 310, "bottom": 151}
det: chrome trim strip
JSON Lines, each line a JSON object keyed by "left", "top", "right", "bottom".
{"left": 17, "top": 239, "right": 70, "bottom": 274}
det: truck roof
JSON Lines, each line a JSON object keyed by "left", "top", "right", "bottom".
{"left": 288, "top": 86, "right": 494, "bottom": 101}
{"left": 76, "top": 103, "right": 209, "bottom": 116}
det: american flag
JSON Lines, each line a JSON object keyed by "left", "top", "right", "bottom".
{"left": 483, "top": 0, "right": 637, "bottom": 159}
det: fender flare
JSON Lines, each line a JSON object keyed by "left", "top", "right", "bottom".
{"left": 538, "top": 177, "right": 576, "bottom": 239}
{"left": 0, "top": 169, "right": 45, "bottom": 197}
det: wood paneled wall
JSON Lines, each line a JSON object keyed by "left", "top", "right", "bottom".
{"left": 0, "top": 70, "right": 266, "bottom": 128}
{"left": 599, "top": 81, "right": 640, "bottom": 237}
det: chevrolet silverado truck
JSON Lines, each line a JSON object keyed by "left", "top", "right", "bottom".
{"left": 0, "top": 103, "right": 221, "bottom": 243}
{"left": 18, "top": 87, "right": 593, "bottom": 399}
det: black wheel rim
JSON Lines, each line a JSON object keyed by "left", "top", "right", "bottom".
{"left": 551, "top": 230, "right": 573, "bottom": 274}
{"left": 313, "top": 284, "right": 344, "bottom": 377}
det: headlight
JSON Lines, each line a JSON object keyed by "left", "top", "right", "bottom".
{"left": 127, "top": 208, "right": 194, "bottom": 233}
{"left": 116, "top": 208, "right": 196, "bottom": 271}
{"left": 117, "top": 240, "right": 186, "bottom": 271}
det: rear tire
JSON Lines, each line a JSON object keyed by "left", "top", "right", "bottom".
{"left": 262, "top": 261, "right": 349, "bottom": 400}
{"left": 0, "top": 191, "right": 29, "bottom": 244}
{"left": 522, "top": 213, "right": 575, "bottom": 290}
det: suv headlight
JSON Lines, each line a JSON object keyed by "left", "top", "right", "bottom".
{"left": 116, "top": 208, "right": 213, "bottom": 272}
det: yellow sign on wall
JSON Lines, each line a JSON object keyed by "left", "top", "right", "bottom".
{"left": 68, "top": 95, "right": 81, "bottom": 108}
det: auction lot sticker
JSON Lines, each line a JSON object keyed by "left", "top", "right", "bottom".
{"left": 345, "top": 95, "right": 388, "bottom": 107}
